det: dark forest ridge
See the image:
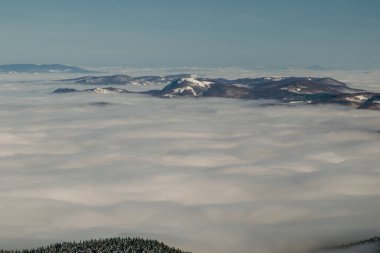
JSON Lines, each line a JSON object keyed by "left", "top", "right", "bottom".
{"left": 314, "top": 236, "right": 380, "bottom": 252}
{"left": 1, "top": 236, "right": 379, "bottom": 253}
{"left": 0, "top": 237, "right": 190, "bottom": 253}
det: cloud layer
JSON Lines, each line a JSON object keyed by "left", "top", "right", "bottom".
{"left": 0, "top": 71, "right": 380, "bottom": 253}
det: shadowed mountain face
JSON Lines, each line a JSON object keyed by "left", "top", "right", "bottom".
{"left": 0, "top": 64, "right": 92, "bottom": 73}
{"left": 358, "top": 94, "right": 380, "bottom": 110}
{"left": 55, "top": 75, "right": 380, "bottom": 111}
{"left": 61, "top": 74, "right": 192, "bottom": 85}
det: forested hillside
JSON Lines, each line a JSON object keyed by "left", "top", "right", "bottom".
{"left": 0, "top": 237, "right": 190, "bottom": 253}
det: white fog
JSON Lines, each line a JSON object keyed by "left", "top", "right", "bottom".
{"left": 0, "top": 70, "right": 379, "bottom": 253}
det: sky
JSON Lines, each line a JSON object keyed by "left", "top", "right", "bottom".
{"left": 0, "top": 0, "right": 379, "bottom": 68}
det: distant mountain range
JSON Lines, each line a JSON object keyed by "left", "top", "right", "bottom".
{"left": 60, "top": 74, "right": 192, "bottom": 85}
{"left": 54, "top": 75, "right": 380, "bottom": 111}
{"left": 0, "top": 64, "right": 93, "bottom": 73}
{"left": 53, "top": 87, "right": 130, "bottom": 94}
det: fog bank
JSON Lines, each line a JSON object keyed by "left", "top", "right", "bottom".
{"left": 0, "top": 72, "right": 380, "bottom": 253}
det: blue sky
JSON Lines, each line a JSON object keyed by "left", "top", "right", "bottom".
{"left": 0, "top": 0, "right": 379, "bottom": 68}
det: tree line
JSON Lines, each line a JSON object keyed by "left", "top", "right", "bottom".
{"left": 0, "top": 237, "right": 190, "bottom": 253}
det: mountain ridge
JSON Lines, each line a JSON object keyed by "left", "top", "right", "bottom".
{"left": 54, "top": 75, "right": 380, "bottom": 111}
{"left": 61, "top": 74, "right": 192, "bottom": 85}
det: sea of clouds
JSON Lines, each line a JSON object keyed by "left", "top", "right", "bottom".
{"left": 0, "top": 69, "right": 380, "bottom": 253}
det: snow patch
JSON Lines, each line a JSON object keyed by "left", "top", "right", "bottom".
{"left": 93, "top": 88, "right": 123, "bottom": 94}
{"left": 173, "top": 86, "right": 197, "bottom": 96}
{"left": 264, "top": 77, "right": 283, "bottom": 81}
{"left": 344, "top": 95, "right": 370, "bottom": 103}
{"left": 177, "top": 77, "right": 213, "bottom": 88}
{"left": 281, "top": 86, "right": 306, "bottom": 93}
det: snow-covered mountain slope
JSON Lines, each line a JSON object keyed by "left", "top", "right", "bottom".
{"left": 150, "top": 76, "right": 380, "bottom": 109}
{"left": 158, "top": 76, "right": 214, "bottom": 97}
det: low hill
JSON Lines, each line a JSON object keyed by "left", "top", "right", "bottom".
{"left": 0, "top": 237, "right": 190, "bottom": 253}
